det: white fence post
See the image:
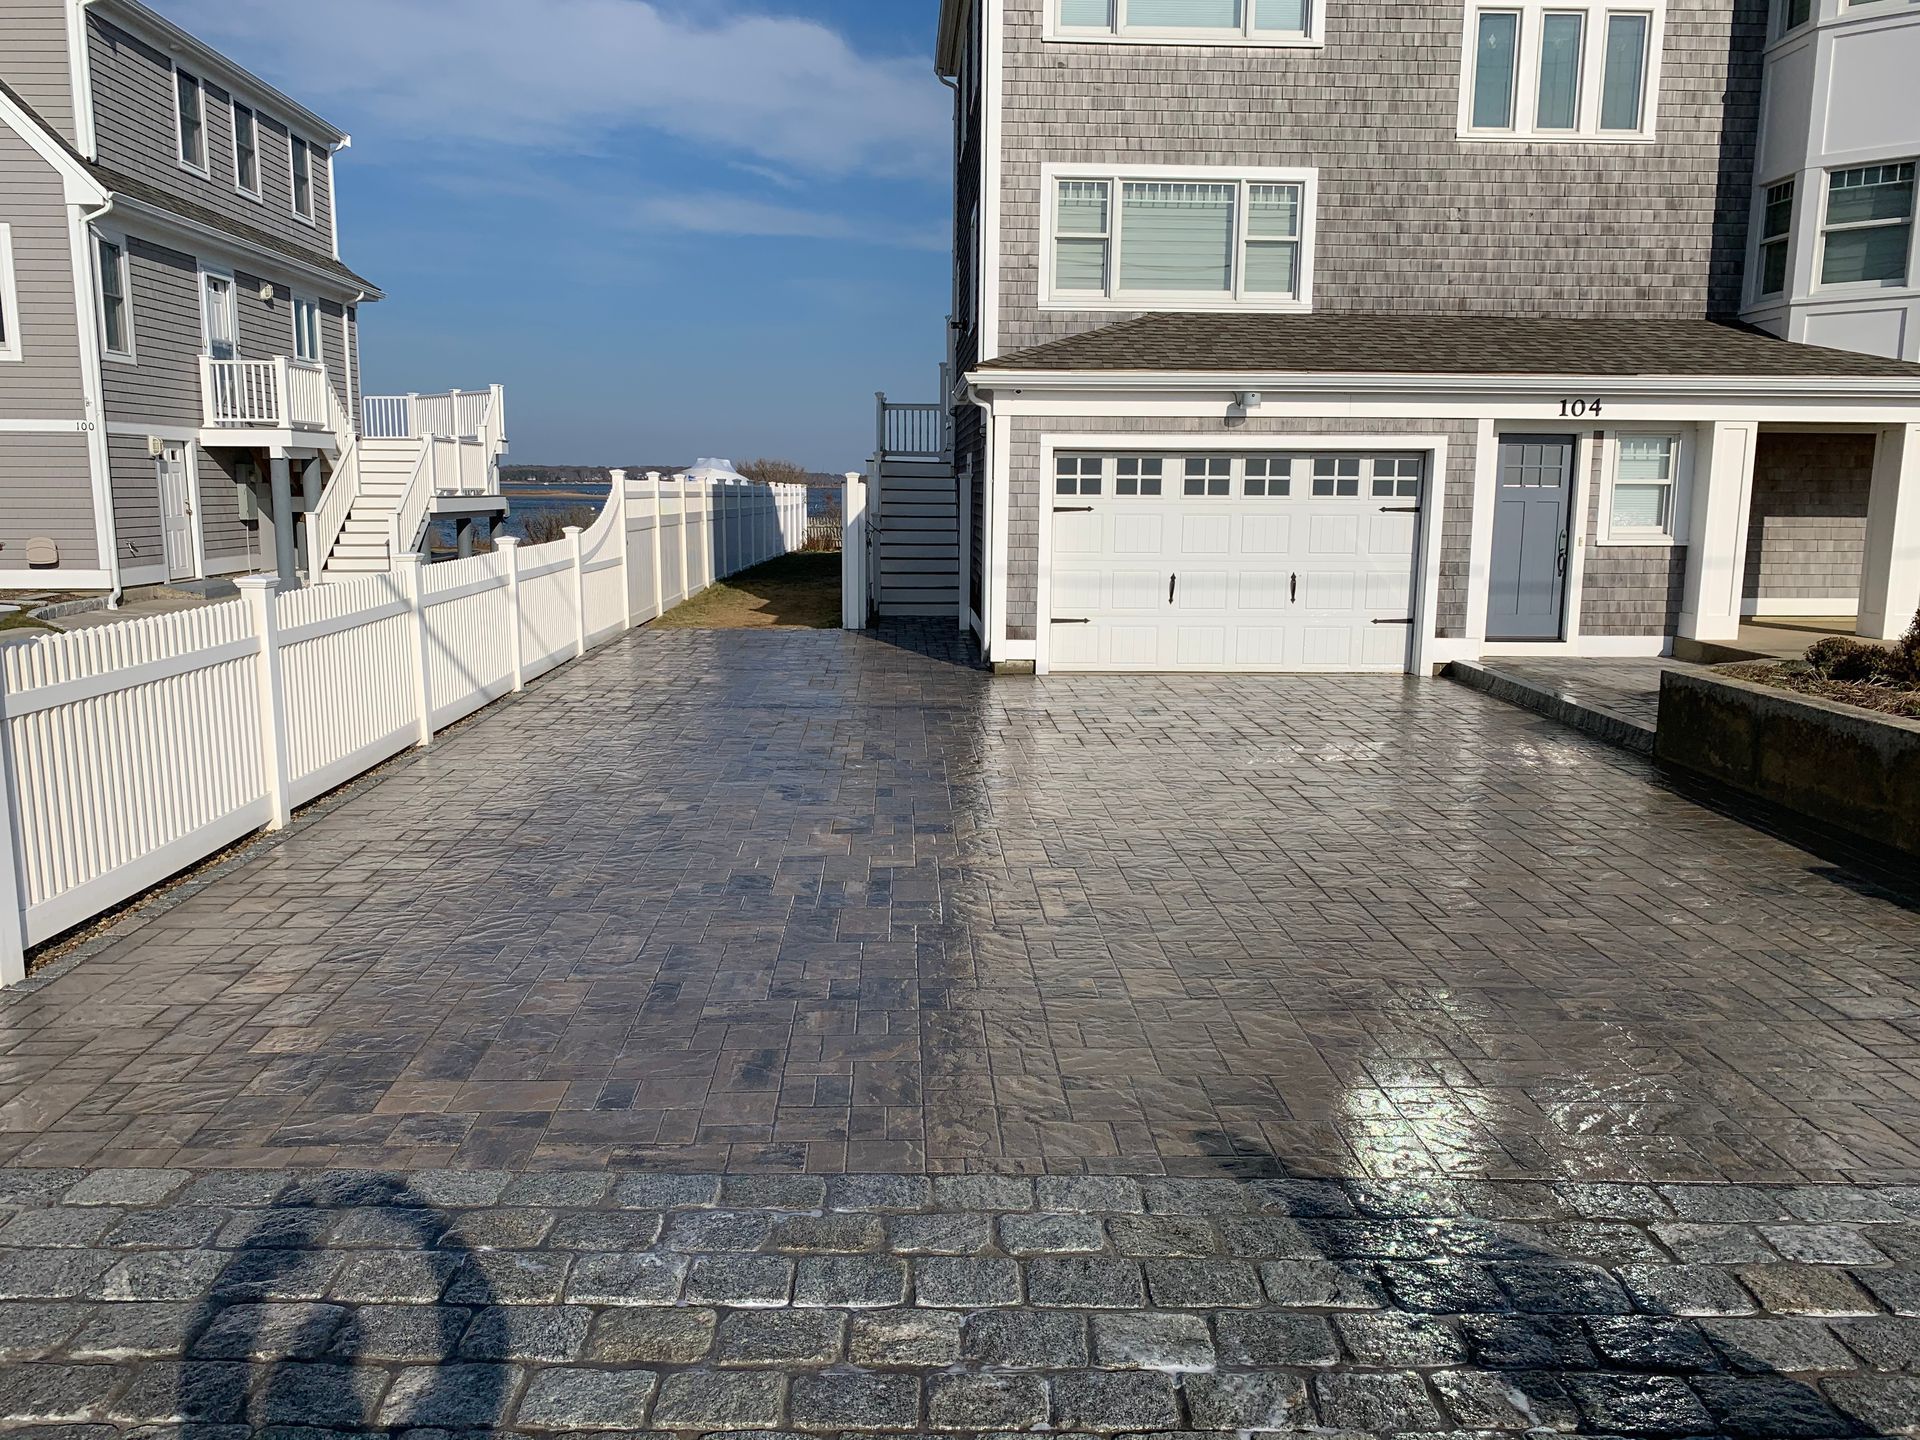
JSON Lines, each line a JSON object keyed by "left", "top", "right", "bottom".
{"left": 395, "top": 554, "right": 434, "bottom": 748}
{"left": 611, "top": 469, "right": 634, "bottom": 631}
{"left": 568, "top": 525, "right": 587, "bottom": 658}
{"left": 237, "top": 575, "right": 293, "bottom": 830}
{"left": 676, "top": 476, "right": 691, "bottom": 604}
{"left": 500, "top": 536, "right": 525, "bottom": 691}
{"left": 646, "top": 472, "right": 665, "bottom": 618}
{"left": 0, "top": 686, "right": 27, "bottom": 986}
{"left": 842, "top": 471, "right": 867, "bottom": 630}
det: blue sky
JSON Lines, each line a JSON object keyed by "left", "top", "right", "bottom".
{"left": 160, "top": 0, "right": 953, "bottom": 470}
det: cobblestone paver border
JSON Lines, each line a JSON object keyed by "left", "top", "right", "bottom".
{"left": 0, "top": 1169, "right": 1914, "bottom": 1435}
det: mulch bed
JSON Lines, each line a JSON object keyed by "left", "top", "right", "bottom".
{"left": 1721, "top": 662, "right": 1920, "bottom": 720}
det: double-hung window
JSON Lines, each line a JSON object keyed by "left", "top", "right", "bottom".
{"left": 232, "top": 103, "right": 261, "bottom": 198}
{"left": 1463, "top": 0, "right": 1661, "bottom": 139}
{"left": 96, "top": 238, "right": 132, "bottom": 360}
{"left": 290, "top": 136, "right": 315, "bottom": 222}
{"left": 1047, "top": 168, "right": 1314, "bottom": 309}
{"left": 1819, "top": 162, "right": 1914, "bottom": 287}
{"left": 1053, "top": 0, "right": 1318, "bottom": 43}
{"left": 1757, "top": 179, "right": 1794, "bottom": 296}
{"left": 1604, "top": 434, "right": 1685, "bottom": 543}
{"left": 176, "top": 69, "right": 207, "bottom": 172}
{"left": 292, "top": 296, "right": 323, "bottom": 364}
{"left": 0, "top": 225, "right": 19, "bottom": 362}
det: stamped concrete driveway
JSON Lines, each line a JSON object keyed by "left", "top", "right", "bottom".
{"left": 1, "top": 622, "right": 1916, "bottom": 1184}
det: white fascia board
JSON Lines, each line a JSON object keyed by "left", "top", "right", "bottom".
{"left": 86, "top": 0, "right": 348, "bottom": 146}
{"left": 103, "top": 194, "right": 381, "bottom": 302}
{"left": 0, "top": 90, "right": 109, "bottom": 206}
{"left": 968, "top": 369, "right": 1920, "bottom": 402}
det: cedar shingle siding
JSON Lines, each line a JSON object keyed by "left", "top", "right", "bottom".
{"left": 1744, "top": 432, "right": 1876, "bottom": 605}
{"left": 994, "top": 0, "right": 1766, "bottom": 358}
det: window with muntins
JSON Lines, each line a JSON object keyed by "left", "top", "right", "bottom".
{"left": 1049, "top": 171, "right": 1311, "bottom": 309}
{"left": 233, "top": 103, "right": 260, "bottom": 197}
{"left": 1463, "top": 1, "right": 1659, "bottom": 139}
{"left": 291, "top": 137, "right": 315, "bottom": 221}
{"left": 1606, "top": 434, "right": 1683, "bottom": 542}
{"left": 1057, "top": 456, "right": 1105, "bottom": 495}
{"left": 176, "top": 70, "right": 206, "bottom": 171}
{"left": 97, "top": 238, "right": 131, "bottom": 358}
{"left": 1758, "top": 180, "right": 1794, "bottom": 296}
{"left": 1055, "top": 0, "right": 1316, "bottom": 42}
{"left": 1820, "top": 162, "right": 1915, "bottom": 287}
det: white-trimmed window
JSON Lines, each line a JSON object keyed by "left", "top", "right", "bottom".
{"left": 1775, "top": 0, "right": 1812, "bottom": 36}
{"left": 1819, "top": 162, "right": 1914, "bottom": 287}
{"left": 1757, "top": 179, "right": 1795, "bottom": 297}
{"left": 232, "top": 102, "right": 261, "bottom": 198}
{"left": 1603, "top": 433, "right": 1686, "bottom": 544}
{"left": 1046, "top": 167, "right": 1315, "bottom": 310}
{"left": 96, "top": 236, "right": 133, "bottom": 360}
{"left": 292, "top": 295, "right": 323, "bottom": 363}
{"left": 176, "top": 68, "right": 207, "bottom": 172}
{"left": 1184, "top": 457, "right": 1233, "bottom": 496}
{"left": 1311, "top": 456, "right": 1362, "bottom": 497}
{"left": 0, "top": 225, "right": 19, "bottom": 363}
{"left": 1244, "top": 457, "right": 1292, "bottom": 496}
{"left": 1052, "top": 0, "right": 1319, "bottom": 43}
{"left": 290, "top": 136, "right": 315, "bottom": 222}
{"left": 1056, "top": 455, "right": 1105, "bottom": 495}
{"left": 1461, "top": 0, "right": 1661, "bottom": 140}
{"left": 1116, "top": 457, "right": 1164, "bottom": 495}
{"left": 1372, "top": 457, "right": 1423, "bottom": 498}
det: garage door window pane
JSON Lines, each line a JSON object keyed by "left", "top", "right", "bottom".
{"left": 1372, "top": 458, "right": 1422, "bottom": 498}
{"left": 1313, "top": 457, "right": 1360, "bottom": 496}
{"left": 1246, "top": 457, "right": 1292, "bottom": 496}
{"left": 1121, "top": 183, "right": 1236, "bottom": 294}
{"left": 1117, "top": 457, "right": 1163, "bottom": 496}
{"left": 1058, "top": 456, "right": 1103, "bottom": 495}
{"left": 1185, "top": 458, "right": 1231, "bottom": 496}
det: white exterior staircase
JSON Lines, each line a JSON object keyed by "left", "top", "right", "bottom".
{"left": 309, "top": 386, "right": 509, "bottom": 582}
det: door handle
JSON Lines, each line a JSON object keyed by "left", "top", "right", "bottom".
{"left": 1556, "top": 534, "right": 1570, "bottom": 578}
{"left": 1168, "top": 574, "right": 1177, "bottom": 605}
{"left": 1291, "top": 573, "right": 1298, "bottom": 604}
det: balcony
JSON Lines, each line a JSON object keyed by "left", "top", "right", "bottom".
{"left": 199, "top": 356, "right": 338, "bottom": 442}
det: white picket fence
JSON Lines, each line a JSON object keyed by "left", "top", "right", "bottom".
{"left": 0, "top": 471, "right": 811, "bottom": 984}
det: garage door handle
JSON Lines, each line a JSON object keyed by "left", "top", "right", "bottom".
{"left": 1054, "top": 506, "right": 1094, "bottom": 514}
{"left": 1169, "top": 574, "right": 1177, "bottom": 604}
{"left": 1290, "top": 573, "right": 1298, "bottom": 604}
{"left": 1372, "top": 618, "right": 1415, "bottom": 626}
{"left": 1380, "top": 505, "right": 1421, "bottom": 513}
{"left": 1053, "top": 617, "right": 1090, "bottom": 625}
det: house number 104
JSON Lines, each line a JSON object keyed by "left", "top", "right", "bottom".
{"left": 1559, "top": 399, "right": 1604, "bottom": 418}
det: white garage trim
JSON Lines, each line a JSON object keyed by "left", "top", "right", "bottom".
{"left": 1035, "top": 432, "right": 1450, "bottom": 675}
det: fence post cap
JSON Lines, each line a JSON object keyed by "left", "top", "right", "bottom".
{"left": 393, "top": 552, "right": 425, "bottom": 571}
{"left": 563, "top": 525, "right": 584, "bottom": 537}
{"left": 496, "top": 535, "right": 520, "bottom": 549}
{"left": 645, "top": 470, "right": 662, "bottom": 482}
{"left": 844, "top": 471, "right": 863, "bottom": 482}
{"left": 235, "top": 573, "right": 280, "bottom": 593}
{"left": 610, "top": 468, "right": 628, "bottom": 485}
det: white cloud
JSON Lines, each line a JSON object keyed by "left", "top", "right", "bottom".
{"left": 157, "top": 0, "right": 948, "bottom": 180}
{"left": 631, "top": 193, "right": 946, "bottom": 249}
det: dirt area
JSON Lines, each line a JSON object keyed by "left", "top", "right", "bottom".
{"left": 1722, "top": 661, "right": 1920, "bottom": 720}
{"left": 653, "top": 552, "right": 841, "bottom": 630}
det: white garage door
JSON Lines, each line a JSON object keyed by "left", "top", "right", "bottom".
{"left": 1048, "top": 451, "right": 1426, "bottom": 673}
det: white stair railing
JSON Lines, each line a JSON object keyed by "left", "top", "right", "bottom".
{"left": 307, "top": 435, "right": 360, "bottom": 577}
{"left": 386, "top": 436, "right": 440, "bottom": 565}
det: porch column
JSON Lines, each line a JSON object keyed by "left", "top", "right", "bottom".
{"left": 267, "top": 454, "right": 299, "bottom": 588}
{"left": 298, "top": 457, "right": 323, "bottom": 577}
{"left": 1859, "top": 422, "right": 1920, "bottom": 641}
{"left": 1677, "top": 421, "right": 1759, "bottom": 644}
{"left": 456, "top": 517, "right": 476, "bottom": 560}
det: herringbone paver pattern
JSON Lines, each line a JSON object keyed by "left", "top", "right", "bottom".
{"left": 0, "top": 625, "right": 1916, "bottom": 1181}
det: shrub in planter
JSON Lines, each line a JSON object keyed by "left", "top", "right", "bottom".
{"left": 1805, "top": 636, "right": 1900, "bottom": 683}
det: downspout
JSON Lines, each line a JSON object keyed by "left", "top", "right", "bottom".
{"left": 967, "top": 381, "right": 994, "bottom": 653}
{"left": 76, "top": 195, "right": 123, "bottom": 609}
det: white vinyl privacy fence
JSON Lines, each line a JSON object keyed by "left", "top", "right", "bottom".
{"left": 0, "top": 471, "right": 809, "bottom": 984}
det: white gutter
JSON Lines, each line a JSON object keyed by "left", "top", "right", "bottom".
{"left": 968, "top": 368, "right": 1920, "bottom": 400}
{"left": 72, "top": 197, "right": 123, "bottom": 608}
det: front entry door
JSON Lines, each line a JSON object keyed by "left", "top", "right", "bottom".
{"left": 156, "top": 444, "right": 196, "bottom": 581}
{"left": 1488, "top": 434, "right": 1576, "bottom": 641}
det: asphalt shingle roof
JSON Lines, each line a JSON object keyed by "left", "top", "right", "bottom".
{"left": 977, "top": 312, "right": 1920, "bottom": 380}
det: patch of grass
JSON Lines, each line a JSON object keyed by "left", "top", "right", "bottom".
{"left": 0, "top": 611, "right": 53, "bottom": 634}
{"left": 654, "top": 552, "right": 841, "bottom": 630}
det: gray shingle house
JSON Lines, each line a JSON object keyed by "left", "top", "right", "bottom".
{"left": 872, "top": 0, "right": 1920, "bottom": 675}
{"left": 0, "top": 0, "right": 507, "bottom": 598}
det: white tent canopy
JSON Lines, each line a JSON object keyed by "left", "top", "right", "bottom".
{"left": 682, "top": 457, "right": 749, "bottom": 484}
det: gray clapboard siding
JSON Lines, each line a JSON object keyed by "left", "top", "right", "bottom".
{"left": 345, "top": 306, "right": 361, "bottom": 429}
{"left": 236, "top": 271, "right": 291, "bottom": 358}
{"left": 0, "top": 128, "right": 86, "bottom": 420}
{"left": 0, "top": 432, "right": 97, "bottom": 571}
{"left": 994, "top": 0, "right": 1762, "bottom": 357}
{"left": 1578, "top": 435, "right": 1686, "bottom": 636}
{"left": 101, "top": 236, "right": 201, "bottom": 425}
{"left": 197, "top": 446, "right": 258, "bottom": 568}
{"left": 0, "top": 0, "right": 76, "bottom": 144}
{"left": 1744, "top": 432, "right": 1873, "bottom": 604}
{"left": 875, "top": 460, "right": 961, "bottom": 617}
{"left": 1004, "top": 415, "right": 1478, "bottom": 639}
{"left": 87, "top": 15, "right": 336, "bottom": 260}
{"left": 106, "top": 430, "right": 161, "bottom": 570}
{"left": 320, "top": 296, "right": 348, "bottom": 418}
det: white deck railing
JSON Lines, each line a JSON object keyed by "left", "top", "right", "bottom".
{"left": 0, "top": 471, "right": 812, "bottom": 983}
{"left": 201, "top": 357, "right": 332, "bottom": 431}
{"left": 361, "top": 385, "right": 507, "bottom": 447}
